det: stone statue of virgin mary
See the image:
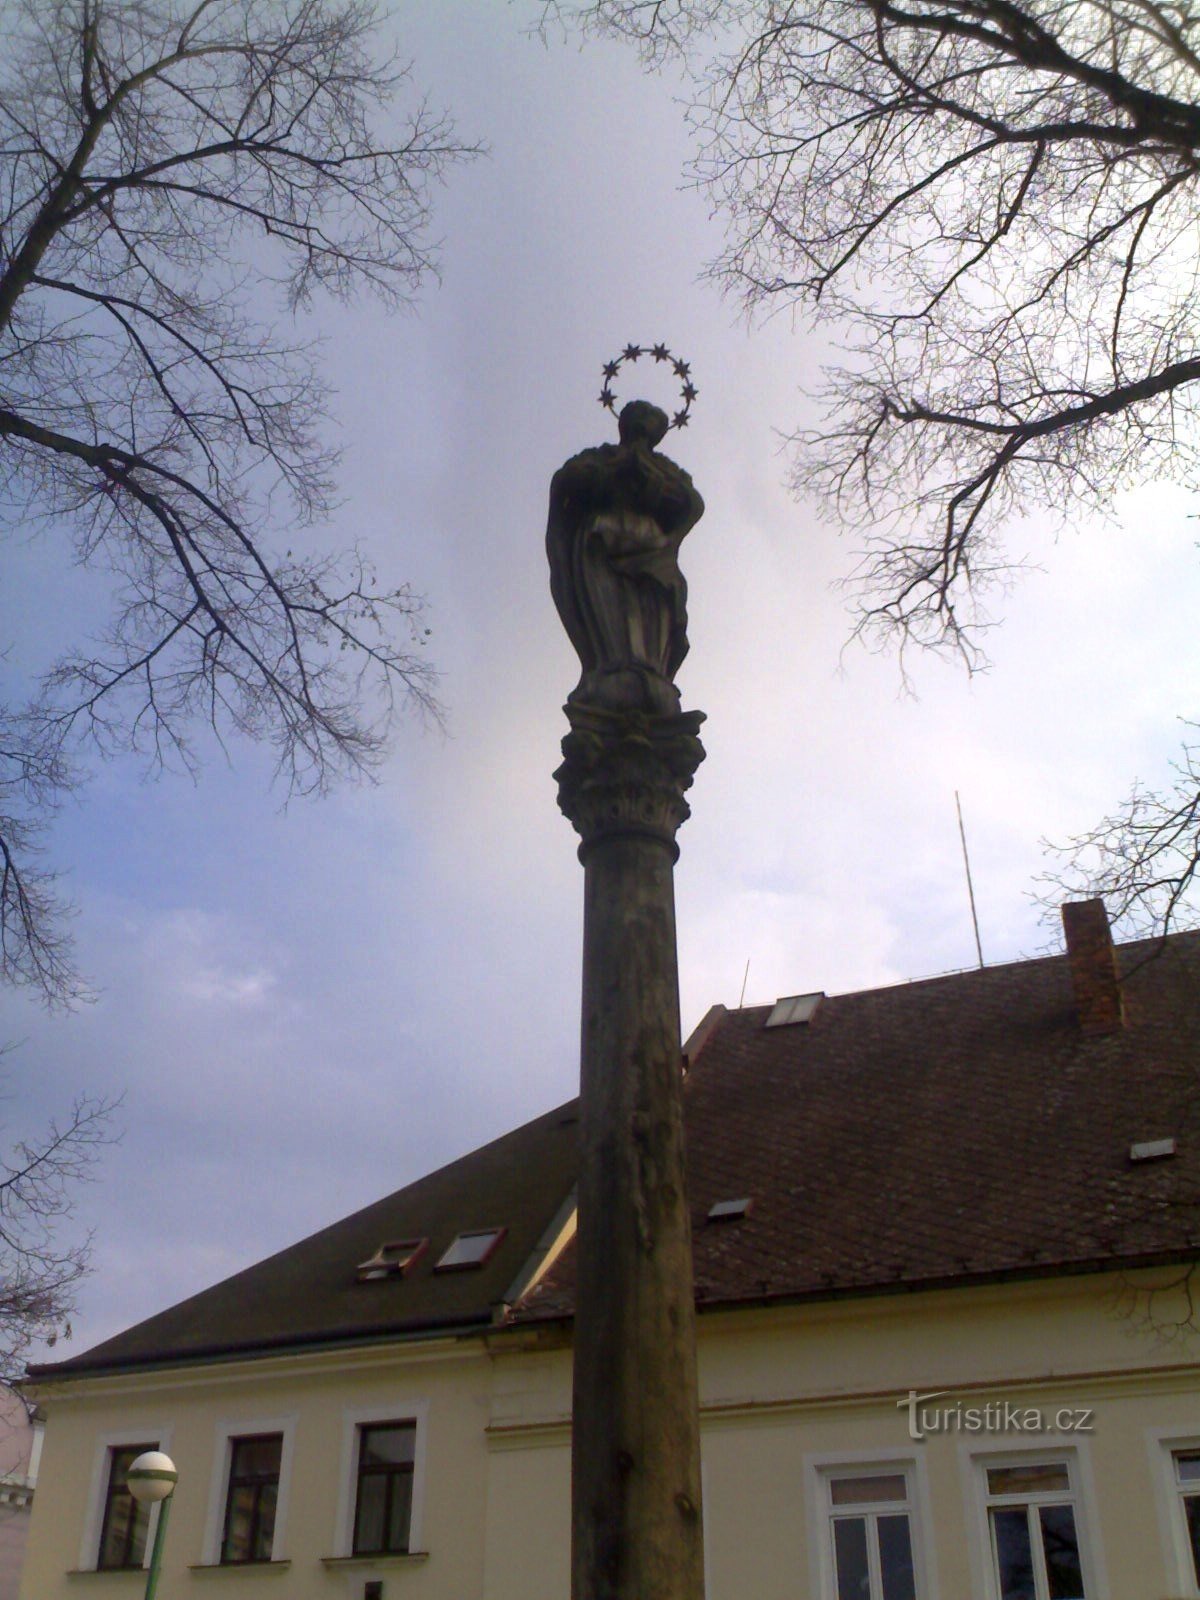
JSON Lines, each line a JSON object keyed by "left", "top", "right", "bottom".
{"left": 546, "top": 400, "right": 704, "bottom": 718}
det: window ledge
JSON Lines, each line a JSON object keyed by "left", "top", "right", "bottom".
{"left": 67, "top": 1572, "right": 150, "bottom": 1580}
{"left": 321, "top": 1553, "right": 430, "bottom": 1569}
{"left": 187, "top": 1562, "right": 292, "bottom": 1575}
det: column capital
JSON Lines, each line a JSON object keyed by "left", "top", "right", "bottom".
{"left": 555, "top": 701, "right": 706, "bottom": 857}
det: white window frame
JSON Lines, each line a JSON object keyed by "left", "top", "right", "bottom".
{"left": 331, "top": 1398, "right": 430, "bottom": 1559}
{"left": 200, "top": 1411, "right": 297, "bottom": 1565}
{"left": 27, "top": 1416, "right": 44, "bottom": 1486}
{"left": 1147, "top": 1428, "right": 1200, "bottom": 1599}
{"left": 804, "top": 1448, "right": 937, "bottom": 1600}
{"left": 961, "top": 1440, "right": 1107, "bottom": 1600}
{"left": 79, "top": 1424, "right": 173, "bottom": 1573}
{"left": 700, "top": 1452, "right": 711, "bottom": 1600}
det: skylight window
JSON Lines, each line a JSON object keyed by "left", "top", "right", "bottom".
{"left": 434, "top": 1228, "right": 506, "bottom": 1272}
{"left": 1130, "top": 1137, "right": 1177, "bottom": 1163}
{"left": 765, "top": 992, "right": 823, "bottom": 1028}
{"left": 708, "top": 1198, "right": 752, "bottom": 1222}
{"left": 356, "top": 1239, "right": 426, "bottom": 1282}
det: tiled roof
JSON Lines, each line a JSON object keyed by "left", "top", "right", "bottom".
{"left": 518, "top": 929, "right": 1200, "bottom": 1320}
{"left": 33, "top": 1101, "right": 581, "bottom": 1377}
{"left": 32, "top": 927, "right": 1200, "bottom": 1376}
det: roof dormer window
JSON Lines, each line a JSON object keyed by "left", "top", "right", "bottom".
{"left": 765, "top": 992, "right": 823, "bottom": 1028}
{"left": 434, "top": 1228, "right": 506, "bottom": 1271}
{"left": 356, "top": 1239, "right": 427, "bottom": 1282}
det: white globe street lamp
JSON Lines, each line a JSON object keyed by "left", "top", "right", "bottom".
{"left": 126, "top": 1451, "right": 177, "bottom": 1600}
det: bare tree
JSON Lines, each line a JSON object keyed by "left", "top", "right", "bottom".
{"left": 559, "top": 0, "right": 1200, "bottom": 935}
{"left": 1, "top": 0, "right": 478, "bottom": 1003}
{"left": 0, "top": 1052, "right": 116, "bottom": 1385}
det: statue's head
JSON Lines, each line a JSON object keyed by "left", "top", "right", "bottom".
{"left": 618, "top": 400, "right": 669, "bottom": 451}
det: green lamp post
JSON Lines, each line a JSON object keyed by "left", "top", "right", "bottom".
{"left": 126, "top": 1450, "right": 177, "bottom": 1600}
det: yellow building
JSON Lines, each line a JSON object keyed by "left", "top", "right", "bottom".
{"left": 22, "top": 903, "right": 1200, "bottom": 1600}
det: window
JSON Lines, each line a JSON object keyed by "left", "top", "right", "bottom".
{"left": 984, "top": 1460, "right": 1087, "bottom": 1600}
{"left": 434, "top": 1228, "right": 505, "bottom": 1270}
{"left": 357, "top": 1238, "right": 427, "bottom": 1281}
{"left": 825, "top": 1470, "right": 917, "bottom": 1600}
{"left": 97, "top": 1442, "right": 156, "bottom": 1570}
{"left": 200, "top": 1415, "right": 294, "bottom": 1567}
{"left": 766, "top": 991, "right": 823, "bottom": 1027}
{"left": 332, "top": 1400, "right": 428, "bottom": 1561}
{"left": 1173, "top": 1449, "right": 1200, "bottom": 1588}
{"left": 221, "top": 1434, "right": 282, "bottom": 1563}
{"left": 353, "top": 1421, "right": 417, "bottom": 1555}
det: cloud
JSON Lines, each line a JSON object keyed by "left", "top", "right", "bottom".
{"left": 145, "top": 909, "right": 281, "bottom": 1009}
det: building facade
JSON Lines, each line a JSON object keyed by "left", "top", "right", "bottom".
{"left": 21, "top": 906, "right": 1200, "bottom": 1600}
{"left": 0, "top": 1393, "right": 41, "bottom": 1600}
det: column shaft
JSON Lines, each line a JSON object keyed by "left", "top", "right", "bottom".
{"left": 571, "top": 832, "right": 704, "bottom": 1600}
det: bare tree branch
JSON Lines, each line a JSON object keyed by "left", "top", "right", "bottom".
{"left": 0, "top": 1046, "right": 118, "bottom": 1385}
{"left": 0, "top": 0, "right": 480, "bottom": 1004}
{"left": 1039, "top": 731, "right": 1200, "bottom": 943}
{"left": 562, "top": 0, "right": 1200, "bottom": 933}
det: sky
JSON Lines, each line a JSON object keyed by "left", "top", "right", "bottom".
{"left": 3, "top": 0, "right": 1200, "bottom": 1361}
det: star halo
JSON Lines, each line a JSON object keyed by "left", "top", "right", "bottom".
{"left": 598, "top": 343, "right": 698, "bottom": 431}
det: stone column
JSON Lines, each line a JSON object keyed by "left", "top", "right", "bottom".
{"left": 548, "top": 399, "right": 707, "bottom": 1600}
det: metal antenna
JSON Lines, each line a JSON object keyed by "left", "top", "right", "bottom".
{"left": 738, "top": 958, "right": 750, "bottom": 1008}
{"left": 955, "top": 790, "right": 985, "bottom": 969}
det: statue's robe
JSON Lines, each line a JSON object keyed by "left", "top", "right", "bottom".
{"left": 546, "top": 440, "right": 704, "bottom": 694}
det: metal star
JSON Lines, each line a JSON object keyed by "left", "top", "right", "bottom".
{"left": 595, "top": 344, "right": 698, "bottom": 431}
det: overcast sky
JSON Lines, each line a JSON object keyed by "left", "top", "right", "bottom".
{"left": 4, "top": 0, "right": 1200, "bottom": 1360}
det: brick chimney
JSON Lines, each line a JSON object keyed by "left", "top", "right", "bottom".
{"left": 1061, "top": 898, "right": 1124, "bottom": 1037}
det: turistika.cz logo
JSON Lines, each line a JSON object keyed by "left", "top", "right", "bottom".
{"left": 898, "top": 1390, "right": 1095, "bottom": 1442}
